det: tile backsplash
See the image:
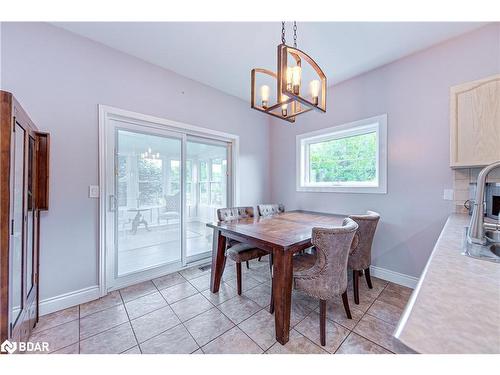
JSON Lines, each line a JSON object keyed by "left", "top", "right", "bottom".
{"left": 453, "top": 168, "right": 500, "bottom": 214}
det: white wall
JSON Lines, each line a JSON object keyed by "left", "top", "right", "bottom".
{"left": 269, "top": 23, "right": 500, "bottom": 279}
{"left": 0, "top": 22, "right": 271, "bottom": 303}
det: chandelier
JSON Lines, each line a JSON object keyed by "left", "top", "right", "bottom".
{"left": 251, "top": 22, "right": 326, "bottom": 123}
{"left": 141, "top": 147, "right": 160, "bottom": 159}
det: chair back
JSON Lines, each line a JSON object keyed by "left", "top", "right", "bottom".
{"left": 348, "top": 211, "right": 380, "bottom": 270}
{"left": 162, "top": 193, "right": 180, "bottom": 213}
{"left": 305, "top": 218, "right": 358, "bottom": 298}
{"left": 257, "top": 204, "right": 285, "bottom": 217}
{"left": 217, "top": 206, "right": 254, "bottom": 222}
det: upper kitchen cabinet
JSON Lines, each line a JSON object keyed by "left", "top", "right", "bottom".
{"left": 450, "top": 74, "right": 500, "bottom": 168}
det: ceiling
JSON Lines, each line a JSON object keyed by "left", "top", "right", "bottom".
{"left": 53, "top": 22, "right": 486, "bottom": 101}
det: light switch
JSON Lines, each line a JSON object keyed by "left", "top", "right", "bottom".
{"left": 89, "top": 185, "right": 100, "bottom": 198}
{"left": 443, "top": 189, "right": 454, "bottom": 201}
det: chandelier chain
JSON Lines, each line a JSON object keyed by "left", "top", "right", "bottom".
{"left": 293, "top": 21, "right": 297, "bottom": 48}
{"left": 281, "top": 21, "right": 286, "bottom": 44}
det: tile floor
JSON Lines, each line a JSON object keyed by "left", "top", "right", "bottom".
{"left": 30, "top": 256, "right": 414, "bottom": 354}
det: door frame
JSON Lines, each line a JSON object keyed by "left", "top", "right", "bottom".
{"left": 98, "top": 105, "right": 239, "bottom": 295}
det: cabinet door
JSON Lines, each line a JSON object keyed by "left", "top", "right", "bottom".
{"left": 26, "top": 136, "right": 36, "bottom": 298}
{"left": 450, "top": 75, "right": 500, "bottom": 167}
{"left": 10, "top": 122, "right": 26, "bottom": 334}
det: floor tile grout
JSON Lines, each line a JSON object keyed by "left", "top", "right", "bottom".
{"left": 39, "top": 263, "right": 410, "bottom": 355}
{"left": 119, "top": 290, "right": 143, "bottom": 354}
{"left": 152, "top": 278, "right": 202, "bottom": 353}
{"left": 348, "top": 281, "right": 399, "bottom": 353}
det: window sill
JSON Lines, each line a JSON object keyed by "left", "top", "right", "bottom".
{"left": 296, "top": 185, "right": 387, "bottom": 194}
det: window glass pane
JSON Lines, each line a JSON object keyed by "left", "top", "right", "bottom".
{"left": 200, "top": 160, "right": 208, "bottom": 182}
{"left": 308, "top": 131, "right": 377, "bottom": 184}
{"left": 117, "top": 156, "right": 128, "bottom": 207}
{"left": 169, "top": 159, "right": 180, "bottom": 194}
{"left": 186, "top": 160, "right": 193, "bottom": 205}
{"left": 138, "top": 158, "right": 163, "bottom": 205}
{"left": 210, "top": 182, "right": 222, "bottom": 206}
{"left": 211, "top": 159, "right": 223, "bottom": 181}
{"left": 200, "top": 182, "right": 209, "bottom": 204}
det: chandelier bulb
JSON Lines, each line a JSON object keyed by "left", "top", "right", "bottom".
{"left": 260, "top": 85, "right": 270, "bottom": 108}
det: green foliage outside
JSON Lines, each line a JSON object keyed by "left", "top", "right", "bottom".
{"left": 309, "top": 132, "right": 377, "bottom": 183}
{"left": 138, "top": 158, "right": 163, "bottom": 205}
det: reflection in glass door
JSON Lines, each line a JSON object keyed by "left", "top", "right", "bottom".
{"left": 185, "top": 138, "right": 230, "bottom": 262}
{"left": 115, "top": 128, "right": 182, "bottom": 276}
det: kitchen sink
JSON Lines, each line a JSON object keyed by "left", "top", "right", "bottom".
{"left": 490, "top": 244, "right": 500, "bottom": 257}
{"left": 463, "top": 227, "right": 500, "bottom": 263}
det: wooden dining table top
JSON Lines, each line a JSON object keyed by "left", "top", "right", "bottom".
{"left": 206, "top": 210, "right": 345, "bottom": 250}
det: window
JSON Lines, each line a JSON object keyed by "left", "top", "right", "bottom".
{"left": 210, "top": 159, "right": 226, "bottom": 206}
{"left": 186, "top": 160, "right": 193, "bottom": 205}
{"left": 197, "top": 158, "right": 227, "bottom": 206}
{"left": 169, "top": 159, "right": 180, "bottom": 194}
{"left": 138, "top": 157, "right": 163, "bottom": 205}
{"left": 199, "top": 160, "right": 209, "bottom": 204}
{"left": 297, "top": 114, "right": 387, "bottom": 193}
{"left": 117, "top": 156, "right": 128, "bottom": 207}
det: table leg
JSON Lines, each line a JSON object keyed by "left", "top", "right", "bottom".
{"left": 273, "top": 248, "right": 293, "bottom": 345}
{"left": 210, "top": 229, "right": 226, "bottom": 293}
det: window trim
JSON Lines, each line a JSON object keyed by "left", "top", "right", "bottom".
{"left": 296, "top": 114, "right": 387, "bottom": 194}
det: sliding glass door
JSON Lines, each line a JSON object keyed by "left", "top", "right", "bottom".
{"left": 115, "top": 129, "right": 182, "bottom": 277}
{"left": 104, "top": 117, "right": 232, "bottom": 290}
{"left": 185, "top": 137, "right": 230, "bottom": 262}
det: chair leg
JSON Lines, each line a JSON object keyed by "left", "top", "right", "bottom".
{"left": 269, "top": 254, "right": 274, "bottom": 314}
{"left": 246, "top": 261, "right": 250, "bottom": 269}
{"left": 364, "top": 267, "right": 373, "bottom": 289}
{"left": 353, "top": 270, "right": 360, "bottom": 305}
{"left": 319, "top": 299, "right": 326, "bottom": 346}
{"left": 236, "top": 262, "right": 242, "bottom": 295}
{"left": 258, "top": 257, "right": 262, "bottom": 262}
{"left": 342, "top": 291, "right": 352, "bottom": 319}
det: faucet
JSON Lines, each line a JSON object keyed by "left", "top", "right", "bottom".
{"left": 468, "top": 160, "right": 500, "bottom": 245}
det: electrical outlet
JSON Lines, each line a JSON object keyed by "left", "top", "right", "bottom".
{"left": 89, "top": 185, "right": 100, "bottom": 198}
{"left": 443, "top": 189, "right": 454, "bottom": 201}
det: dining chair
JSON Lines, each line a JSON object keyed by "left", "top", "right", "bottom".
{"left": 256, "top": 203, "right": 285, "bottom": 263}
{"left": 217, "top": 207, "right": 269, "bottom": 295}
{"left": 347, "top": 211, "right": 380, "bottom": 305}
{"left": 292, "top": 218, "right": 358, "bottom": 346}
{"left": 257, "top": 203, "right": 285, "bottom": 217}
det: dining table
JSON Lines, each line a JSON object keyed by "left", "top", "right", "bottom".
{"left": 207, "top": 210, "right": 345, "bottom": 345}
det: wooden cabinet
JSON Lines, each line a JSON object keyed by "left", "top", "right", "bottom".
{"left": 450, "top": 74, "right": 500, "bottom": 168}
{"left": 0, "top": 91, "right": 50, "bottom": 348}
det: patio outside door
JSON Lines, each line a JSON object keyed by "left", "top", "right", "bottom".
{"left": 103, "top": 115, "right": 232, "bottom": 291}
{"left": 185, "top": 137, "right": 230, "bottom": 263}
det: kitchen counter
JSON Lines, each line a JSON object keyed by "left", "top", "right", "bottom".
{"left": 394, "top": 214, "right": 500, "bottom": 353}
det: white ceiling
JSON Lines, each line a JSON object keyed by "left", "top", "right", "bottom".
{"left": 53, "top": 22, "right": 486, "bottom": 101}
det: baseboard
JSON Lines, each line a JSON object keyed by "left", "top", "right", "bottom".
{"left": 39, "top": 285, "right": 100, "bottom": 316}
{"left": 370, "top": 265, "right": 418, "bottom": 289}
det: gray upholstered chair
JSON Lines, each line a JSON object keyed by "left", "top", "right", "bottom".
{"left": 217, "top": 207, "right": 269, "bottom": 295}
{"left": 257, "top": 203, "right": 285, "bottom": 263}
{"left": 257, "top": 203, "right": 285, "bottom": 217}
{"left": 347, "top": 211, "right": 380, "bottom": 305}
{"left": 292, "top": 218, "right": 358, "bottom": 346}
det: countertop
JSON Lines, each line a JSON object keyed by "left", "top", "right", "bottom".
{"left": 394, "top": 213, "right": 500, "bottom": 354}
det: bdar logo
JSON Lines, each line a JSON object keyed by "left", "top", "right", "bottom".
{"left": 1, "top": 339, "right": 17, "bottom": 354}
